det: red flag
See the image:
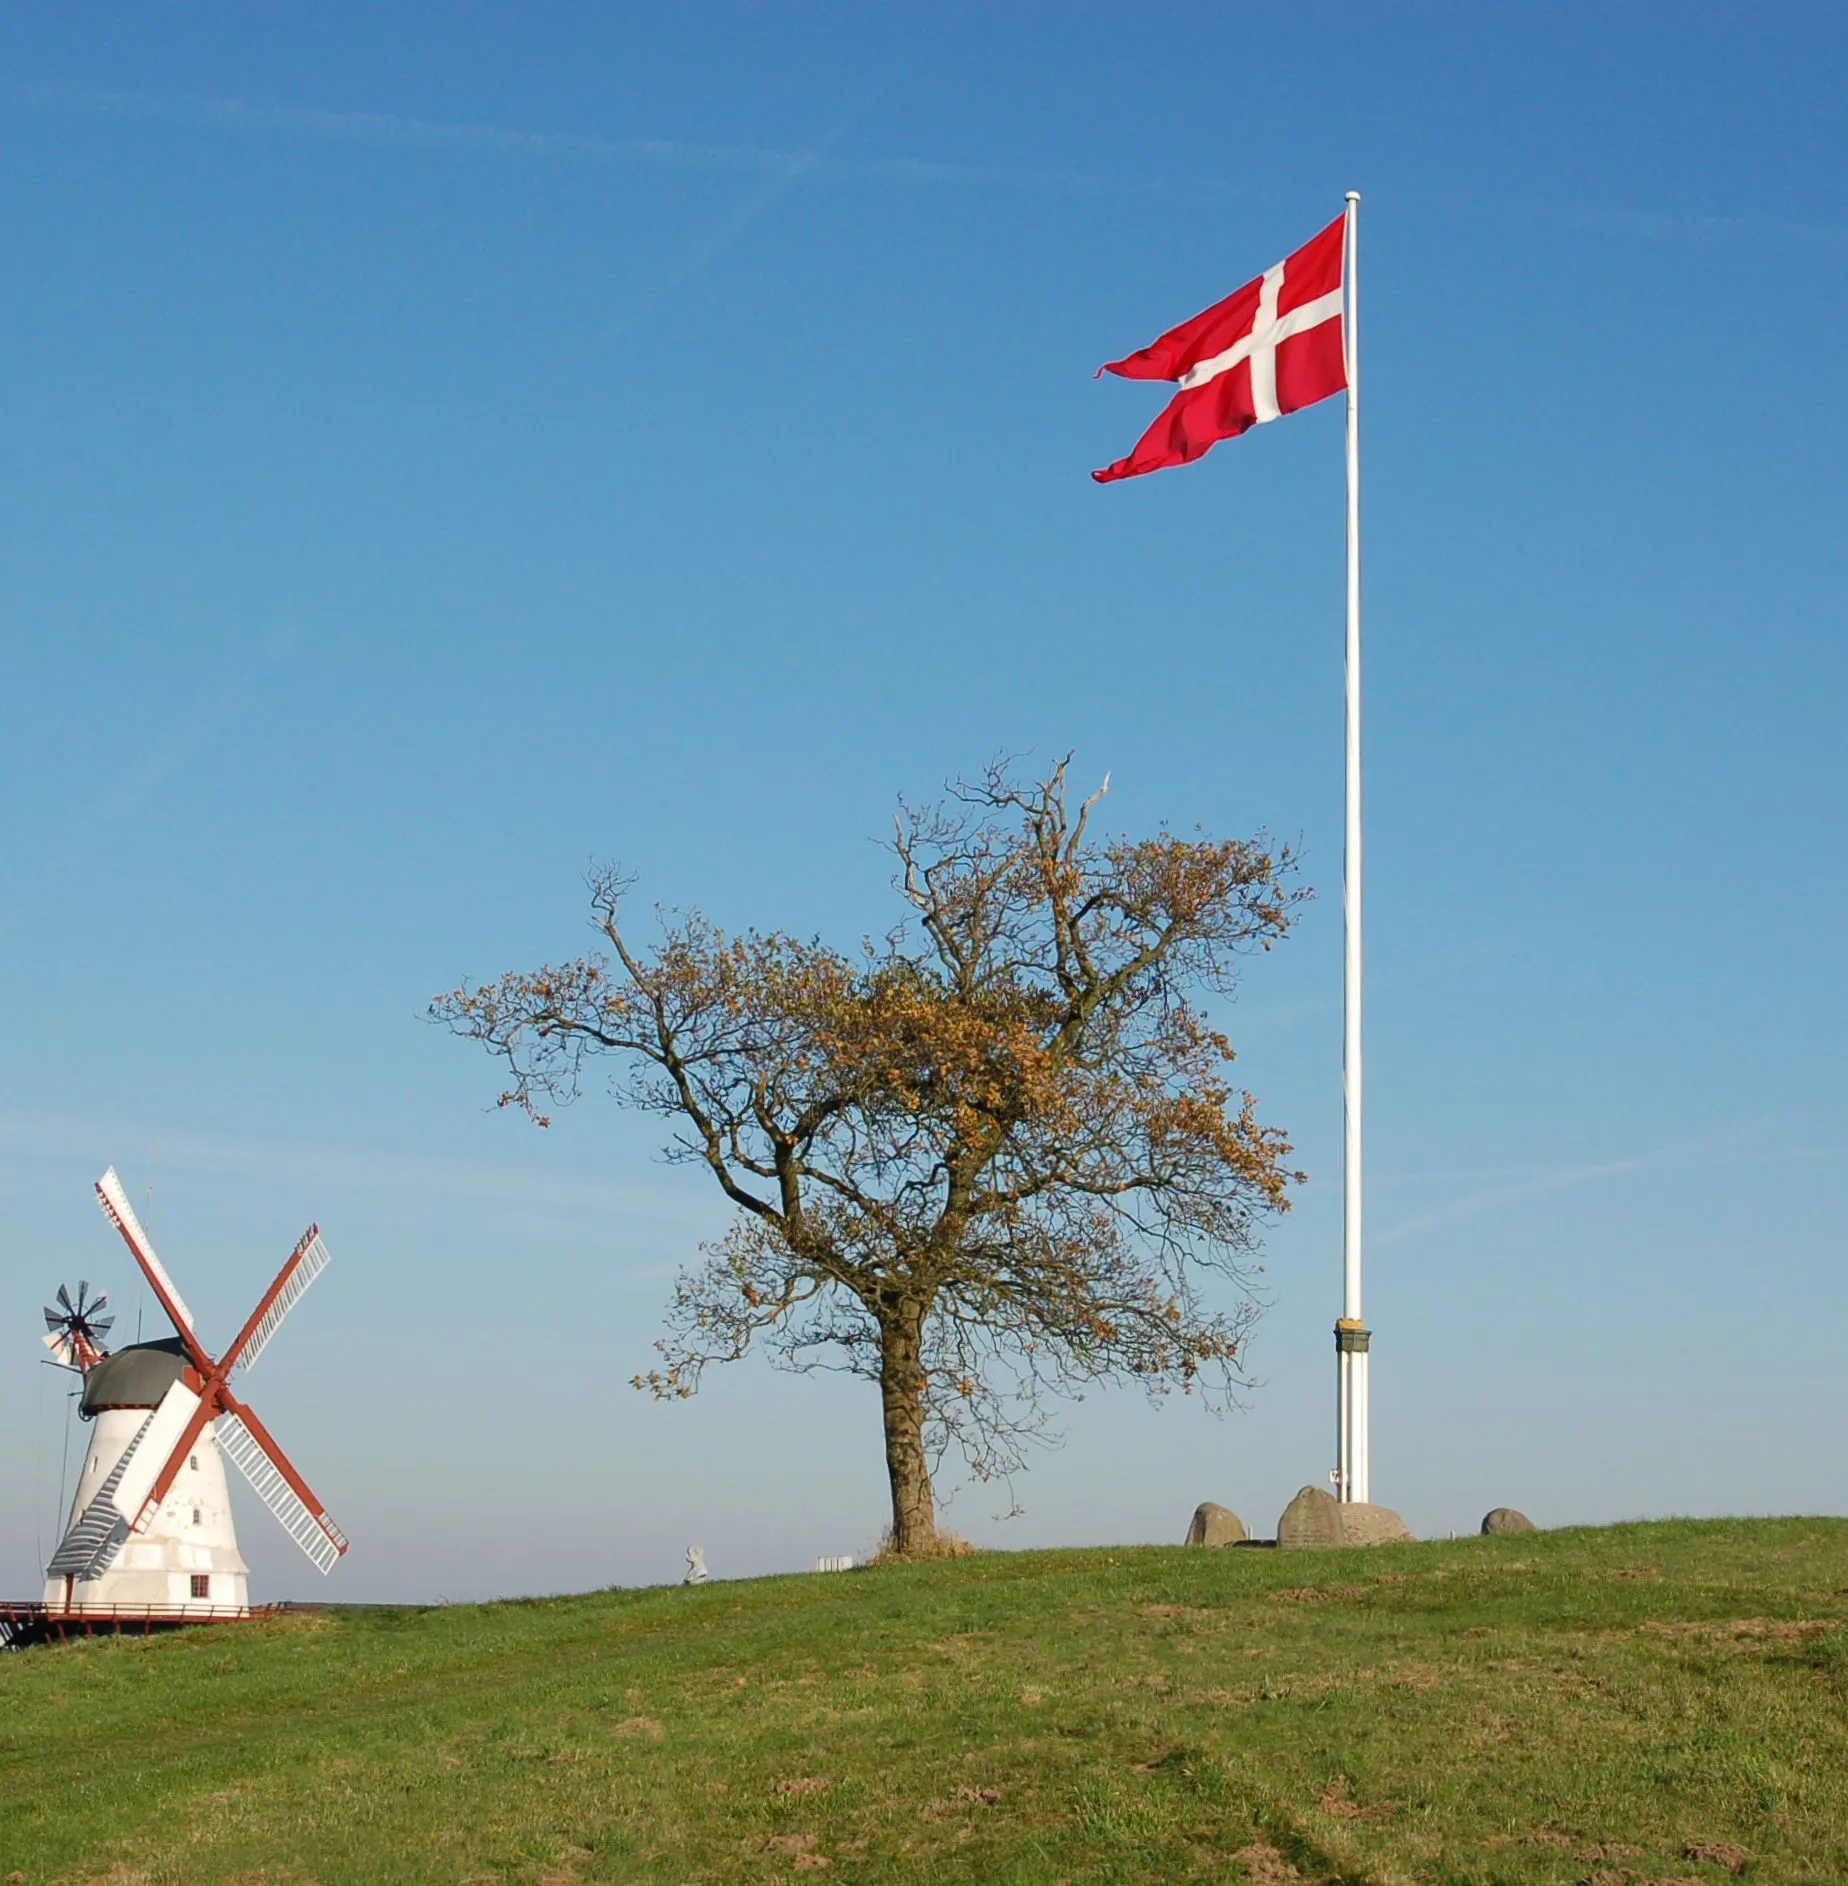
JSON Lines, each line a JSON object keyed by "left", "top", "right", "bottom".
{"left": 1093, "top": 214, "right": 1347, "bottom": 484}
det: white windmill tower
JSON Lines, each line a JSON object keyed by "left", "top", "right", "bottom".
{"left": 41, "top": 1167, "right": 347, "bottom": 1616}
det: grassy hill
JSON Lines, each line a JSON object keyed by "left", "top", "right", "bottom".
{"left": 3, "top": 1518, "right": 1846, "bottom": 1884}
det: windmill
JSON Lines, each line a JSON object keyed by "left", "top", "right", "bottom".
{"left": 42, "top": 1167, "right": 347, "bottom": 1615}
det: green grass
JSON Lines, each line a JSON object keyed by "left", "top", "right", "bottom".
{"left": 4, "top": 1519, "right": 1847, "bottom": 1884}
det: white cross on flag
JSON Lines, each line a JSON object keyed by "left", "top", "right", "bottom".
{"left": 1093, "top": 213, "right": 1347, "bottom": 483}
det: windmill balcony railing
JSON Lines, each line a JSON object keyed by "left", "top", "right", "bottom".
{"left": 0, "top": 1598, "right": 291, "bottom": 1649}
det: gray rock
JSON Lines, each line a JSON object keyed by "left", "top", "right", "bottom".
{"left": 1340, "top": 1501, "right": 1416, "bottom": 1546}
{"left": 1277, "top": 1485, "right": 1416, "bottom": 1548}
{"left": 1277, "top": 1485, "right": 1346, "bottom": 1549}
{"left": 1184, "top": 1502, "right": 1248, "bottom": 1548}
{"left": 1481, "top": 1507, "right": 1537, "bottom": 1536}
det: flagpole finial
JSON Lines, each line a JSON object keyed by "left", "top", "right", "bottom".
{"left": 1345, "top": 189, "right": 1360, "bottom": 203}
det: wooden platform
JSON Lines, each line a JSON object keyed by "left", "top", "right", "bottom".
{"left": 0, "top": 1600, "right": 283, "bottom": 1649}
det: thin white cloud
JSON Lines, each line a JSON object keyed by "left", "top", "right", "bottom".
{"left": 1394, "top": 182, "right": 1848, "bottom": 254}
{"left": 94, "top": 625, "right": 296, "bottom": 821}
{"left": 20, "top": 83, "right": 867, "bottom": 363}
{"left": 12, "top": 82, "right": 1268, "bottom": 203}
{"left": 1373, "top": 1150, "right": 1657, "bottom": 1248}
{"left": 1373, "top": 1130, "right": 1846, "bottom": 1248}
{"left": 576, "top": 115, "right": 855, "bottom": 355}
{"left": 19, "top": 83, "right": 799, "bottom": 174}
{"left": 95, "top": 683, "right": 239, "bottom": 820}
{"left": 20, "top": 82, "right": 1843, "bottom": 248}
{"left": 0, "top": 1109, "right": 703, "bottom": 1231}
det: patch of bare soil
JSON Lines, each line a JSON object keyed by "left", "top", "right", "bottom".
{"left": 1315, "top": 1775, "right": 1397, "bottom": 1822}
{"left": 1643, "top": 1617, "right": 1833, "bottom": 1645}
{"left": 1268, "top": 1586, "right": 1367, "bottom": 1605}
{"left": 1118, "top": 1670, "right": 1171, "bottom": 1693}
{"left": 1680, "top": 1840, "right": 1750, "bottom": 1875}
{"left": 1231, "top": 1839, "right": 1302, "bottom": 1882}
{"left": 761, "top": 1832, "right": 829, "bottom": 1869}
{"left": 917, "top": 1786, "right": 1002, "bottom": 1823}
{"left": 1582, "top": 1876, "right": 1707, "bottom": 1886}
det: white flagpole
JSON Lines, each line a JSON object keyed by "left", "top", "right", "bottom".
{"left": 1335, "top": 189, "right": 1371, "bottom": 1504}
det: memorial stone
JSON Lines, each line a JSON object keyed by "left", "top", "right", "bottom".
{"left": 1277, "top": 1485, "right": 1346, "bottom": 1549}
{"left": 1184, "top": 1502, "right": 1248, "bottom": 1547}
{"left": 1481, "top": 1507, "right": 1536, "bottom": 1535}
{"left": 1340, "top": 1501, "right": 1415, "bottom": 1545}
{"left": 1277, "top": 1485, "right": 1415, "bottom": 1547}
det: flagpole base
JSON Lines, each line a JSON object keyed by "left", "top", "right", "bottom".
{"left": 1335, "top": 1320, "right": 1372, "bottom": 1505}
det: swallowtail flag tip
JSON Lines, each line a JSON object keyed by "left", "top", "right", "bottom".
{"left": 1092, "top": 212, "right": 1348, "bottom": 483}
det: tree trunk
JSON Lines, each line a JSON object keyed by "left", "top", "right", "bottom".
{"left": 878, "top": 1302, "right": 938, "bottom": 1556}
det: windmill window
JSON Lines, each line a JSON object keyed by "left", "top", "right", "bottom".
{"left": 190, "top": 1574, "right": 211, "bottom": 1599}
{"left": 190, "top": 1455, "right": 199, "bottom": 1471}
{"left": 192, "top": 1508, "right": 203, "bottom": 1526}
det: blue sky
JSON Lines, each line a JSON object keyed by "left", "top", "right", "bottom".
{"left": 3, "top": 5, "right": 1844, "bottom": 1601}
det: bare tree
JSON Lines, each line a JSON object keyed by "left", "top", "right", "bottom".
{"left": 433, "top": 759, "right": 1307, "bottom": 1556}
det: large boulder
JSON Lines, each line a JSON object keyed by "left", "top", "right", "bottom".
{"left": 1276, "top": 1485, "right": 1345, "bottom": 1549}
{"left": 1184, "top": 1502, "right": 1248, "bottom": 1547}
{"left": 1481, "top": 1507, "right": 1536, "bottom": 1535}
{"left": 1277, "top": 1485, "right": 1416, "bottom": 1548}
{"left": 1341, "top": 1501, "right": 1416, "bottom": 1546}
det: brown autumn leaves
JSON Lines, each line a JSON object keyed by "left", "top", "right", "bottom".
{"left": 433, "top": 759, "right": 1307, "bottom": 1555}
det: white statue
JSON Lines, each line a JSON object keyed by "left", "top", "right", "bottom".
{"left": 683, "top": 1543, "right": 709, "bottom": 1585}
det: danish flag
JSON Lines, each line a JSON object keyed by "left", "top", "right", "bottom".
{"left": 1093, "top": 213, "right": 1348, "bottom": 483}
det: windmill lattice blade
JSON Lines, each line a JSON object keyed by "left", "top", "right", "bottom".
{"left": 92, "top": 1313, "right": 115, "bottom": 1335}
{"left": 217, "top": 1413, "right": 347, "bottom": 1573}
{"left": 46, "top": 1410, "right": 155, "bottom": 1579}
{"left": 95, "top": 1167, "right": 197, "bottom": 1336}
{"left": 57, "top": 1284, "right": 73, "bottom": 1313}
{"left": 235, "top": 1231, "right": 330, "bottom": 1373}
